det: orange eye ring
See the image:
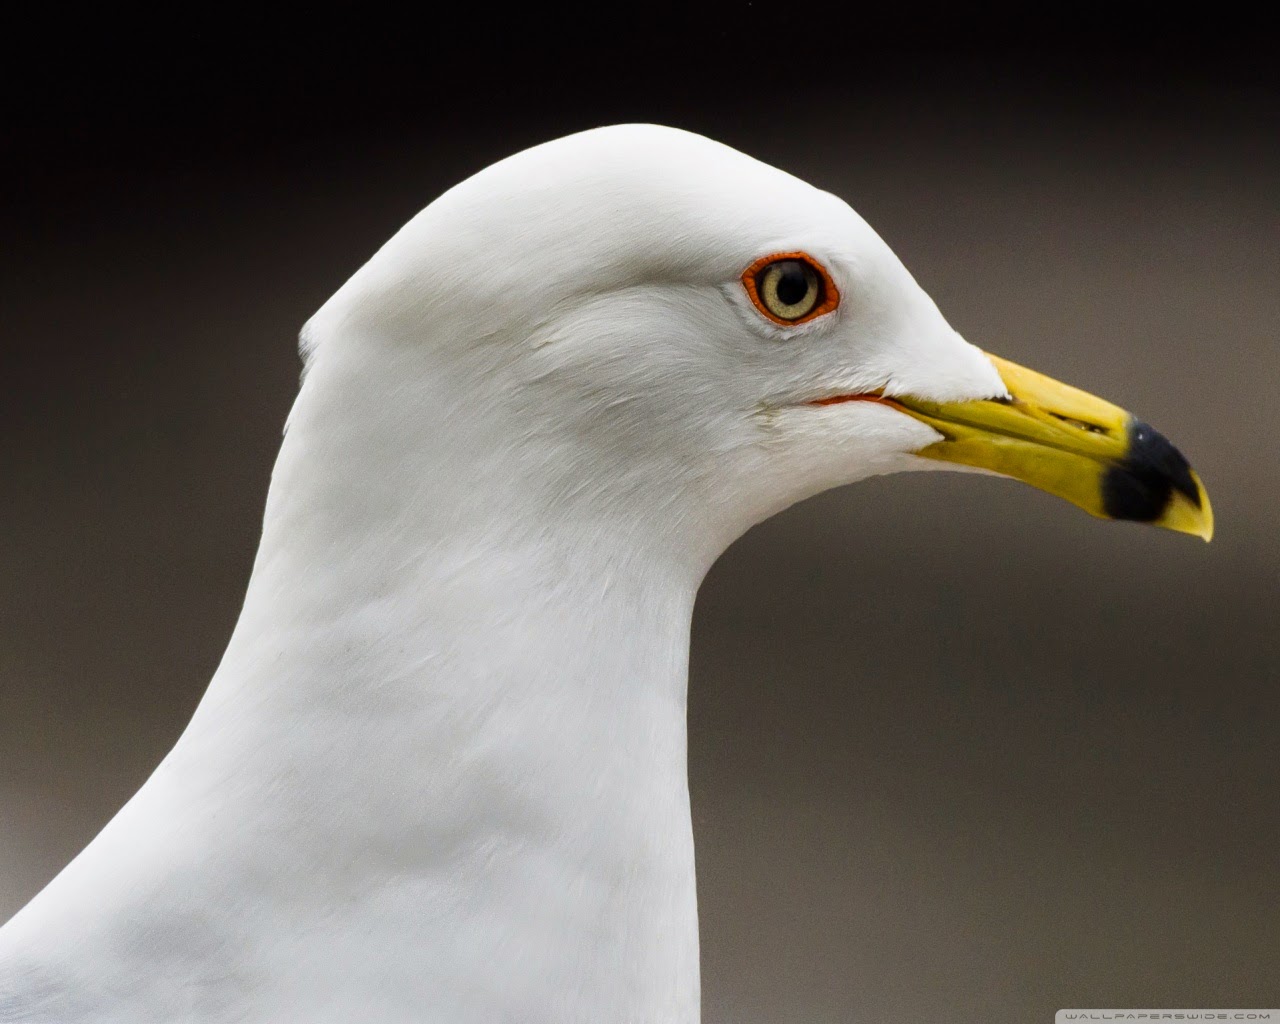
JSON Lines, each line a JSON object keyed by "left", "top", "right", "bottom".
{"left": 741, "top": 252, "right": 840, "bottom": 326}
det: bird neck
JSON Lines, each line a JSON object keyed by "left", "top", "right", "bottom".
{"left": 203, "top": 510, "right": 706, "bottom": 1022}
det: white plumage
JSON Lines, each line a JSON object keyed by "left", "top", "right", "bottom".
{"left": 0, "top": 124, "right": 1015, "bottom": 1023}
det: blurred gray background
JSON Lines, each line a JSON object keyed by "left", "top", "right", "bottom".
{"left": 2, "top": 14, "right": 1276, "bottom": 1023}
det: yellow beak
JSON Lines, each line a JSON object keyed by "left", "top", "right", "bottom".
{"left": 891, "top": 354, "right": 1213, "bottom": 541}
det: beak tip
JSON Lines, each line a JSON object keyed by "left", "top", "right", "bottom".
{"left": 1189, "top": 470, "right": 1214, "bottom": 542}
{"left": 1159, "top": 473, "right": 1213, "bottom": 542}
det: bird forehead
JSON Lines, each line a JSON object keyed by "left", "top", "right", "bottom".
{"left": 440, "top": 126, "right": 866, "bottom": 275}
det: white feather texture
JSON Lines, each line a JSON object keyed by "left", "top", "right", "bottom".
{"left": 0, "top": 124, "right": 1005, "bottom": 1023}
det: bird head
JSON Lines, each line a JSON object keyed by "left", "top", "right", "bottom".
{"left": 299, "top": 124, "right": 1211, "bottom": 565}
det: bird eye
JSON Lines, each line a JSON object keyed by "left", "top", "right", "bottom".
{"left": 742, "top": 252, "right": 839, "bottom": 326}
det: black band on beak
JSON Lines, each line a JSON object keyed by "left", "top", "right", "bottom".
{"left": 1101, "top": 420, "right": 1203, "bottom": 523}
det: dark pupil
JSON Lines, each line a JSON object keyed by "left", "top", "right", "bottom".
{"left": 774, "top": 262, "right": 811, "bottom": 306}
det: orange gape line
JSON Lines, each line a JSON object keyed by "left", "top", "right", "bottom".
{"left": 741, "top": 251, "right": 841, "bottom": 326}
{"left": 809, "top": 391, "right": 898, "bottom": 408}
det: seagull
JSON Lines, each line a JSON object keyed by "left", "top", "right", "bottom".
{"left": 0, "top": 124, "right": 1211, "bottom": 1023}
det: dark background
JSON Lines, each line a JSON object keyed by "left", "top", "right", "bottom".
{"left": 2, "top": 11, "right": 1276, "bottom": 1022}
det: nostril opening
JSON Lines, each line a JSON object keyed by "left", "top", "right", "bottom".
{"left": 1049, "top": 412, "right": 1107, "bottom": 434}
